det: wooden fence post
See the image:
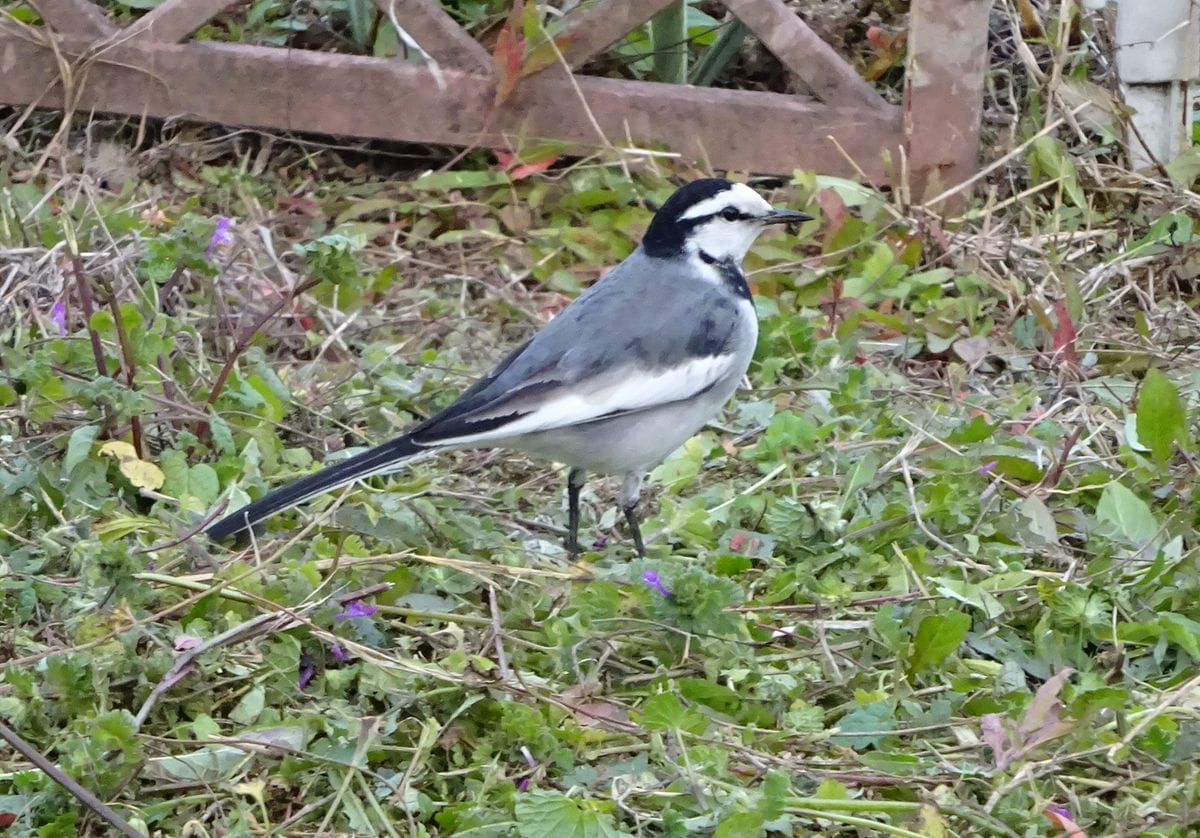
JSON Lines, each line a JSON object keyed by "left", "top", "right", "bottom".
{"left": 904, "top": 0, "right": 993, "bottom": 209}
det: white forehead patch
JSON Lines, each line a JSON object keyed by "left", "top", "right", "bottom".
{"left": 679, "top": 182, "right": 773, "bottom": 221}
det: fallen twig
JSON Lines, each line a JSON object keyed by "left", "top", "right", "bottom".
{"left": 0, "top": 719, "right": 142, "bottom": 838}
{"left": 205, "top": 276, "right": 321, "bottom": 410}
{"left": 132, "top": 605, "right": 316, "bottom": 731}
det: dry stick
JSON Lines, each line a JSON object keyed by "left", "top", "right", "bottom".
{"left": 131, "top": 607, "right": 313, "bottom": 731}
{"left": 152, "top": 265, "right": 189, "bottom": 419}
{"left": 156, "top": 263, "right": 188, "bottom": 311}
{"left": 68, "top": 251, "right": 108, "bottom": 379}
{"left": 487, "top": 585, "right": 511, "bottom": 682}
{"left": 95, "top": 273, "right": 145, "bottom": 458}
{"left": 205, "top": 276, "right": 322, "bottom": 409}
{"left": 0, "top": 720, "right": 142, "bottom": 838}
{"left": 133, "top": 498, "right": 228, "bottom": 554}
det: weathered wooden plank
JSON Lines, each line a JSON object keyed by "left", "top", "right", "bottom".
{"left": 555, "top": 0, "right": 678, "bottom": 70}
{"left": 372, "top": 0, "right": 491, "bottom": 72}
{"left": 723, "top": 0, "right": 886, "bottom": 109}
{"left": 29, "top": 0, "right": 113, "bottom": 38}
{"left": 904, "top": 0, "right": 991, "bottom": 205}
{"left": 123, "top": 0, "right": 234, "bottom": 43}
{"left": 0, "top": 33, "right": 902, "bottom": 178}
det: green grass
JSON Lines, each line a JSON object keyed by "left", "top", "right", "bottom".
{"left": 1, "top": 119, "right": 1199, "bottom": 838}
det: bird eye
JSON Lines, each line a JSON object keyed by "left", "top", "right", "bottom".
{"left": 720, "top": 207, "right": 741, "bottom": 221}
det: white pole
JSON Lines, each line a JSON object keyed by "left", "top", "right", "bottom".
{"left": 1113, "top": 0, "right": 1198, "bottom": 169}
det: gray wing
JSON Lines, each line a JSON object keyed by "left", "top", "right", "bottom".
{"left": 409, "top": 250, "right": 745, "bottom": 446}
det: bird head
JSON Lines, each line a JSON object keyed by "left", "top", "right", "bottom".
{"left": 641, "top": 178, "right": 811, "bottom": 264}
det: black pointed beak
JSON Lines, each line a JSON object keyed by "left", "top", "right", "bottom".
{"left": 763, "top": 207, "right": 813, "bottom": 224}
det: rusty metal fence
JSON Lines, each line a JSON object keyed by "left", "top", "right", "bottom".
{"left": 1, "top": 0, "right": 991, "bottom": 202}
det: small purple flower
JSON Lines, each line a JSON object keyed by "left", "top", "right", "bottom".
{"left": 51, "top": 301, "right": 67, "bottom": 335}
{"left": 1046, "top": 805, "right": 1071, "bottom": 819}
{"left": 643, "top": 570, "right": 672, "bottom": 598}
{"left": 298, "top": 653, "right": 316, "bottom": 689}
{"left": 329, "top": 643, "right": 347, "bottom": 661}
{"left": 517, "top": 745, "right": 538, "bottom": 791}
{"left": 592, "top": 535, "right": 608, "bottom": 550}
{"left": 205, "top": 216, "right": 234, "bottom": 257}
{"left": 977, "top": 461, "right": 998, "bottom": 476}
{"left": 334, "top": 600, "right": 379, "bottom": 620}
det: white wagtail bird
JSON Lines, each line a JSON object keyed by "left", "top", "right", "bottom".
{"left": 206, "top": 178, "right": 810, "bottom": 556}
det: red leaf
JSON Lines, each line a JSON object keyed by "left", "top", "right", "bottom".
{"left": 277, "top": 195, "right": 321, "bottom": 220}
{"left": 492, "top": 1, "right": 526, "bottom": 107}
{"left": 509, "top": 156, "right": 558, "bottom": 180}
{"left": 1050, "top": 301, "right": 1079, "bottom": 365}
{"left": 816, "top": 187, "right": 848, "bottom": 229}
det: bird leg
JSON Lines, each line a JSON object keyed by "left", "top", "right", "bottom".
{"left": 566, "top": 467, "right": 585, "bottom": 557}
{"left": 620, "top": 472, "right": 647, "bottom": 558}
{"left": 622, "top": 503, "right": 646, "bottom": 558}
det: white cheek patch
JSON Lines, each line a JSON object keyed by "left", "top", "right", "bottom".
{"left": 679, "top": 182, "right": 773, "bottom": 221}
{"left": 686, "top": 218, "right": 762, "bottom": 262}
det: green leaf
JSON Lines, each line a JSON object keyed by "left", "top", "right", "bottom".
{"left": 1159, "top": 613, "right": 1200, "bottom": 659}
{"left": 143, "top": 746, "right": 245, "bottom": 783}
{"left": 679, "top": 678, "right": 740, "bottom": 714}
{"left": 189, "top": 464, "right": 220, "bottom": 505}
{"left": 639, "top": 692, "right": 707, "bottom": 734}
{"left": 872, "top": 604, "right": 905, "bottom": 653}
{"left": 855, "top": 750, "right": 921, "bottom": 776}
{"left": 1020, "top": 495, "right": 1059, "bottom": 545}
{"left": 990, "top": 455, "right": 1044, "bottom": 483}
{"left": 228, "top": 685, "right": 265, "bottom": 725}
{"left": 752, "top": 411, "right": 817, "bottom": 458}
{"left": 62, "top": 424, "right": 100, "bottom": 477}
{"left": 91, "top": 709, "right": 139, "bottom": 758}
{"left": 713, "top": 811, "right": 764, "bottom": 838}
{"left": 908, "top": 612, "right": 971, "bottom": 674}
{"left": 947, "top": 415, "right": 998, "bottom": 444}
{"left": 1166, "top": 147, "right": 1200, "bottom": 188}
{"left": 514, "top": 790, "right": 627, "bottom": 838}
{"left": 1096, "top": 482, "right": 1157, "bottom": 546}
{"left": 759, "top": 770, "right": 789, "bottom": 819}
{"left": 831, "top": 701, "right": 895, "bottom": 750}
{"left": 1137, "top": 369, "right": 1188, "bottom": 464}
{"left": 840, "top": 450, "right": 879, "bottom": 511}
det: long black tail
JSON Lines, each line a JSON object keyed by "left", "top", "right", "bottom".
{"left": 206, "top": 435, "right": 427, "bottom": 542}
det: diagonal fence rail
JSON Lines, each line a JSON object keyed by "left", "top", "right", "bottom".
{"left": 1, "top": 0, "right": 991, "bottom": 203}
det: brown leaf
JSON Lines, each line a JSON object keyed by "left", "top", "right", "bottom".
{"left": 952, "top": 336, "right": 990, "bottom": 367}
{"left": 573, "top": 699, "right": 631, "bottom": 729}
{"left": 980, "top": 713, "right": 1010, "bottom": 770}
{"left": 1019, "top": 667, "right": 1074, "bottom": 738}
{"left": 816, "top": 187, "right": 848, "bottom": 230}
